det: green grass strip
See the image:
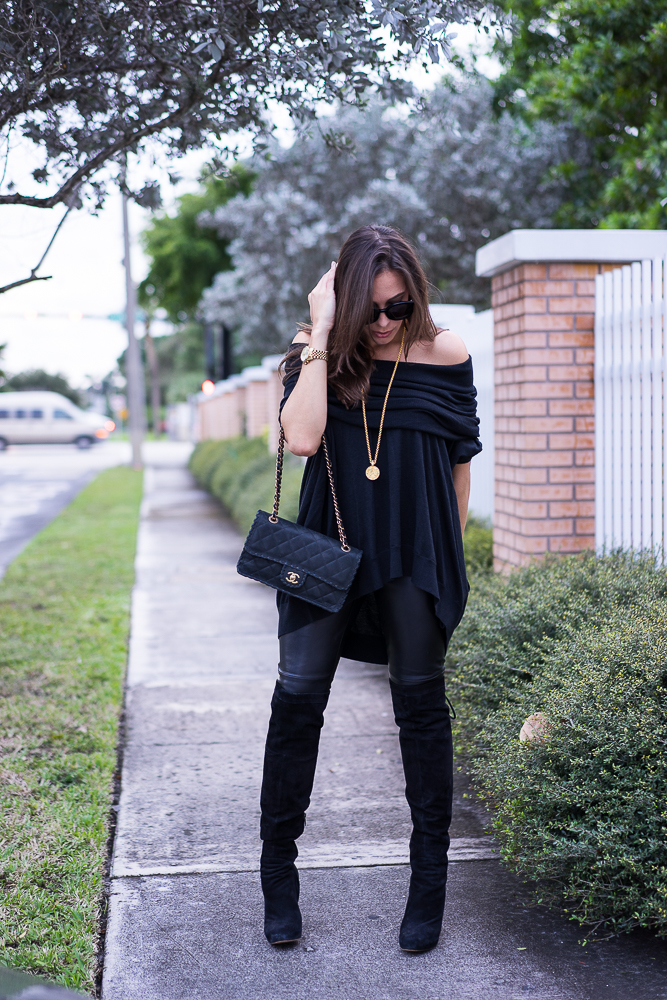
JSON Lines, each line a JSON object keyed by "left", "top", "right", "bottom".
{"left": 0, "top": 466, "right": 143, "bottom": 994}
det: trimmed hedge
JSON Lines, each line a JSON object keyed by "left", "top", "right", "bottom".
{"left": 448, "top": 551, "right": 667, "bottom": 938}
{"left": 477, "top": 604, "right": 667, "bottom": 938}
{"left": 189, "top": 437, "right": 303, "bottom": 535}
{"left": 448, "top": 550, "right": 667, "bottom": 722}
{"left": 462, "top": 514, "right": 492, "bottom": 578}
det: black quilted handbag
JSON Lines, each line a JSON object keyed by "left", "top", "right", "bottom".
{"left": 236, "top": 428, "right": 362, "bottom": 612}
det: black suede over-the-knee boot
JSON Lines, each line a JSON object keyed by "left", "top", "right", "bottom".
{"left": 390, "top": 676, "right": 453, "bottom": 953}
{"left": 259, "top": 681, "right": 329, "bottom": 945}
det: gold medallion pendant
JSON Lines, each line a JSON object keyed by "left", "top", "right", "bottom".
{"left": 361, "top": 325, "right": 405, "bottom": 481}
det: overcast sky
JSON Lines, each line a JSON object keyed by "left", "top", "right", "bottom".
{"left": 0, "top": 159, "right": 208, "bottom": 387}
{"left": 0, "top": 27, "right": 498, "bottom": 388}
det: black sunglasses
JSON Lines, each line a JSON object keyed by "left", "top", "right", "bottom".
{"left": 369, "top": 299, "right": 414, "bottom": 324}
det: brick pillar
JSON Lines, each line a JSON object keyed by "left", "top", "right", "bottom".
{"left": 492, "top": 263, "right": 615, "bottom": 571}
{"left": 476, "top": 228, "right": 667, "bottom": 570}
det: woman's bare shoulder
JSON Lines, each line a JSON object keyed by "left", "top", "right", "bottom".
{"left": 417, "top": 328, "right": 469, "bottom": 366}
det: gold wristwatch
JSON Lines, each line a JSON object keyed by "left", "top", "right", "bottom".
{"left": 301, "top": 346, "right": 328, "bottom": 365}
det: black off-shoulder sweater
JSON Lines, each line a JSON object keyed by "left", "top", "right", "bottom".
{"left": 277, "top": 347, "right": 482, "bottom": 664}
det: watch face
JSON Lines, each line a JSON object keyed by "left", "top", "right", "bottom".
{"left": 301, "top": 346, "right": 310, "bottom": 362}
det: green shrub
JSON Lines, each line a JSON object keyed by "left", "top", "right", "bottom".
{"left": 475, "top": 604, "right": 667, "bottom": 938}
{"left": 463, "top": 514, "right": 493, "bottom": 578}
{"left": 448, "top": 550, "right": 667, "bottom": 724}
{"left": 448, "top": 550, "right": 667, "bottom": 938}
{"left": 189, "top": 436, "right": 303, "bottom": 535}
{"left": 192, "top": 442, "right": 497, "bottom": 556}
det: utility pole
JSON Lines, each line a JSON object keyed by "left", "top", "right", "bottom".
{"left": 122, "top": 187, "right": 146, "bottom": 469}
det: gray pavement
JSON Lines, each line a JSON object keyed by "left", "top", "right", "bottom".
{"left": 102, "top": 457, "right": 667, "bottom": 1000}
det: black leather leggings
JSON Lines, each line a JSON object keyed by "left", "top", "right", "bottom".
{"left": 278, "top": 577, "right": 446, "bottom": 695}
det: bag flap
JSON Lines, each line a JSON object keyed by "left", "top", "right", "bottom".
{"left": 243, "top": 511, "right": 362, "bottom": 590}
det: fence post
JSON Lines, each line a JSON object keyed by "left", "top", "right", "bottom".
{"left": 476, "top": 228, "right": 667, "bottom": 571}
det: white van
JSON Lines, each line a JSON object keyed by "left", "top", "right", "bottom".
{"left": 0, "top": 391, "right": 113, "bottom": 450}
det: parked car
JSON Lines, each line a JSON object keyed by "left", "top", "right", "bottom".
{"left": 0, "top": 391, "right": 114, "bottom": 450}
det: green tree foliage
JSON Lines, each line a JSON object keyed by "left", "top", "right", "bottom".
{"left": 152, "top": 324, "right": 211, "bottom": 404}
{"left": 0, "top": 369, "right": 81, "bottom": 406}
{"left": 0, "top": 1, "right": 497, "bottom": 295}
{"left": 117, "top": 324, "right": 207, "bottom": 405}
{"left": 494, "top": 0, "right": 667, "bottom": 228}
{"left": 202, "top": 76, "right": 583, "bottom": 354}
{"left": 138, "top": 168, "right": 254, "bottom": 323}
{"left": 0, "top": 0, "right": 495, "bottom": 212}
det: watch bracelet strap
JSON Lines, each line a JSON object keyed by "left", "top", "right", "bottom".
{"left": 305, "top": 348, "right": 328, "bottom": 363}
{"left": 270, "top": 426, "right": 350, "bottom": 551}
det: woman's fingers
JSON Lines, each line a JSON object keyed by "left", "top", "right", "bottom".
{"left": 308, "top": 263, "right": 337, "bottom": 332}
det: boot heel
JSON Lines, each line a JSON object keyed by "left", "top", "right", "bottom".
{"left": 261, "top": 854, "right": 302, "bottom": 945}
{"left": 398, "top": 870, "right": 447, "bottom": 952}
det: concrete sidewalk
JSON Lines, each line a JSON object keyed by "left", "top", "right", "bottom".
{"left": 102, "top": 457, "right": 667, "bottom": 1000}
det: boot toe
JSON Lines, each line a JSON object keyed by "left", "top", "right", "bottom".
{"left": 264, "top": 909, "right": 302, "bottom": 945}
{"left": 399, "top": 918, "right": 441, "bottom": 953}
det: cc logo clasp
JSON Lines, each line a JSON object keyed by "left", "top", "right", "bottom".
{"left": 285, "top": 571, "right": 301, "bottom": 585}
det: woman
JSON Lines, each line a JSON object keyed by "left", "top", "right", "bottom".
{"left": 259, "top": 225, "right": 481, "bottom": 953}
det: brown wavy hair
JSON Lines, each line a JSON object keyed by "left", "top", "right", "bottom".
{"left": 285, "top": 225, "right": 437, "bottom": 408}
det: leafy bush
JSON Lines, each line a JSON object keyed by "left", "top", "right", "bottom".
{"left": 189, "top": 436, "right": 303, "bottom": 535}
{"left": 448, "top": 551, "right": 667, "bottom": 937}
{"left": 463, "top": 514, "right": 493, "bottom": 578}
{"left": 448, "top": 550, "right": 667, "bottom": 723}
{"left": 475, "top": 604, "right": 667, "bottom": 938}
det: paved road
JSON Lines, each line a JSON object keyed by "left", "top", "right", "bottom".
{"left": 0, "top": 440, "right": 191, "bottom": 578}
{"left": 0, "top": 441, "right": 131, "bottom": 578}
{"left": 102, "top": 455, "right": 667, "bottom": 1000}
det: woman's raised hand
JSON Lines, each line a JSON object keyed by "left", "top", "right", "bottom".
{"left": 308, "top": 262, "right": 336, "bottom": 339}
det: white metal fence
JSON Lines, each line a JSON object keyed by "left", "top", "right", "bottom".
{"left": 595, "top": 259, "right": 666, "bottom": 554}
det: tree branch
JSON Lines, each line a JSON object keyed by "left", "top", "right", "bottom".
{"left": 0, "top": 64, "right": 224, "bottom": 210}
{"left": 0, "top": 272, "right": 52, "bottom": 295}
{"left": 0, "top": 186, "right": 79, "bottom": 295}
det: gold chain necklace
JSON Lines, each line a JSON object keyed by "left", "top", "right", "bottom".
{"left": 361, "top": 325, "right": 405, "bottom": 481}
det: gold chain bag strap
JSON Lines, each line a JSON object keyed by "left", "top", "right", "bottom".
{"left": 237, "top": 428, "right": 362, "bottom": 612}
